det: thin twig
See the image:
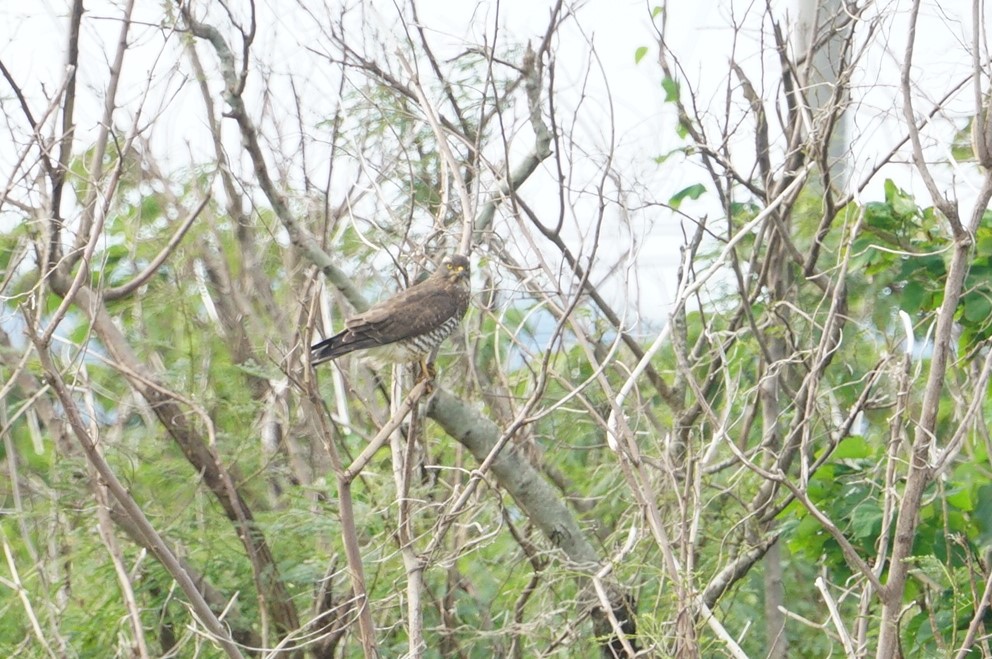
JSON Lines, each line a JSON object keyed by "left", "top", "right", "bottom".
{"left": 341, "top": 379, "right": 429, "bottom": 483}
{"left": 390, "top": 370, "right": 425, "bottom": 657}
{"left": 816, "top": 577, "right": 857, "bottom": 659}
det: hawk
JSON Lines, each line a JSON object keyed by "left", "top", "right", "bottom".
{"left": 310, "top": 254, "right": 471, "bottom": 376}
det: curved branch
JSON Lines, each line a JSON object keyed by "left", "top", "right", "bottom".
{"left": 104, "top": 194, "right": 209, "bottom": 301}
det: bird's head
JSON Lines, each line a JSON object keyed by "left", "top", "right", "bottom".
{"left": 439, "top": 254, "right": 470, "bottom": 284}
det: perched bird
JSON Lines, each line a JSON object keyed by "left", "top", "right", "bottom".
{"left": 310, "top": 254, "right": 471, "bottom": 377}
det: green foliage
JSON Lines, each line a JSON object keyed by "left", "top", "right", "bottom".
{"left": 849, "top": 181, "right": 992, "bottom": 349}
{"left": 668, "top": 183, "right": 706, "bottom": 209}
{"left": 6, "top": 6, "right": 992, "bottom": 651}
{"left": 661, "top": 77, "right": 680, "bottom": 103}
{"left": 660, "top": 179, "right": 992, "bottom": 655}
{"left": 952, "top": 119, "right": 977, "bottom": 163}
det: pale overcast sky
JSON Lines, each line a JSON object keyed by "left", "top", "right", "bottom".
{"left": 1, "top": 1, "right": 987, "bottom": 325}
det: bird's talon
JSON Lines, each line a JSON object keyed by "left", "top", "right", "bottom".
{"left": 413, "top": 360, "right": 437, "bottom": 394}
{"left": 416, "top": 360, "right": 437, "bottom": 381}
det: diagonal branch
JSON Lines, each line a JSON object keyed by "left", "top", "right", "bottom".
{"left": 45, "top": 282, "right": 300, "bottom": 637}
{"left": 26, "top": 324, "right": 245, "bottom": 659}
{"left": 179, "top": 5, "right": 367, "bottom": 312}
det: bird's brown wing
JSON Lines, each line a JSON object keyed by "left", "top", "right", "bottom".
{"left": 345, "top": 281, "right": 461, "bottom": 344}
{"left": 310, "top": 278, "right": 464, "bottom": 364}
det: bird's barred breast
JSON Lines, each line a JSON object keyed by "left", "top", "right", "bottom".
{"left": 360, "top": 315, "right": 462, "bottom": 367}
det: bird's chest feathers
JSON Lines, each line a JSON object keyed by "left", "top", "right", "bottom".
{"left": 364, "top": 313, "right": 464, "bottom": 366}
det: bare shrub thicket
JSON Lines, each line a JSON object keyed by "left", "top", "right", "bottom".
{"left": 3, "top": 1, "right": 992, "bottom": 657}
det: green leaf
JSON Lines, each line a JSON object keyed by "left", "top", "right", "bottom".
{"left": 669, "top": 183, "right": 705, "bottom": 209}
{"left": 975, "top": 484, "right": 992, "bottom": 547}
{"left": 807, "top": 464, "right": 835, "bottom": 501}
{"left": 901, "top": 280, "right": 925, "bottom": 314}
{"left": 832, "top": 436, "right": 870, "bottom": 460}
{"left": 946, "top": 486, "right": 973, "bottom": 512}
{"left": 976, "top": 228, "right": 992, "bottom": 257}
{"left": 634, "top": 46, "right": 648, "bottom": 64}
{"left": 662, "top": 77, "right": 679, "bottom": 103}
{"left": 653, "top": 147, "right": 687, "bottom": 165}
{"left": 951, "top": 119, "right": 975, "bottom": 162}
{"left": 883, "top": 179, "right": 918, "bottom": 217}
{"left": 962, "top": 295, "right": 992, "bottom": 324}
{"left": 883, "top": 179, "right": 898, "bottom": 204}
{"left": 849, "top": 502, "right": 883, "bottom": 540}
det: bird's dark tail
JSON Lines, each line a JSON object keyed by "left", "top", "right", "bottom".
{"left": 310, "top": 334, "right": 347, "bottom": 366}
